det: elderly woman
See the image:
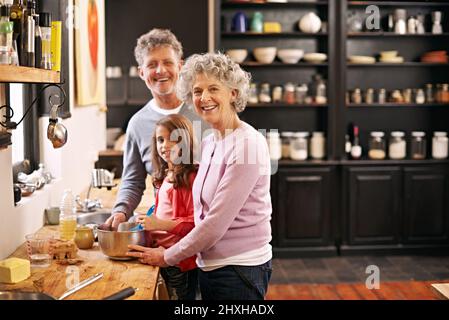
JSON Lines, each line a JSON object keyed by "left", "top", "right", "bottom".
{"left": 128, "top": 52, "right": 273, "bottom": 300}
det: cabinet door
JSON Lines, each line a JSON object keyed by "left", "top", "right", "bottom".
{"left": 346, "top": 167, "right": 401, "bottom": 245}
{"left": 277, "top": 167, "right": 333, "bottom": 247}
{"left": 403, "top": 167, "right": 449, "bottom": 244}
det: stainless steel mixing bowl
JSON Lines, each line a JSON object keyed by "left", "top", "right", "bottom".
{"left": 97, "top": 226, "right": 145, "bottom": 260}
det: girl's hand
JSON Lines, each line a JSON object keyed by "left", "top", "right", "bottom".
{"left": 126, "top": 245, "right": 168, "bottom": 267}
{"left": 144, "top": 215, "right": 162, "bottom": 231}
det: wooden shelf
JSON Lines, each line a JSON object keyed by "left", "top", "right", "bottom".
{"left": 348, "top": 1, "right": 449, "bottom": 7}
{"left": 222, "top": 1, "right": 329, "bottom": 8}
{"left": 222, "top": 32, "right": 328, "bottom": 37}
{"left": 0, "top": 65, "right": 60, "bottom": 84}
{"left": 242, "top": 61, "right": 328, "bottom": 67}
{"left": 348, "top": 32, "right": 449, "bottom": 37}
{"left": 340, "top": 159, "right": 449, "bottom": 165}
{"left": 348, "top": 103, "right": 449, "bottom": 108}
{"left": 347, "top": 62, "right": 449, "bottom": 67}
{"left": 247, "top": 103, "right": 327, "bottom": 108}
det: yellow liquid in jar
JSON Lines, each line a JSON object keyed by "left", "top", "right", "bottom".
{"left": 59, "top": 217, "right": 77, "bottom": 240}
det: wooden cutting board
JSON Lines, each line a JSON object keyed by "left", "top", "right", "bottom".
{"left": 0, "top": 226, "right": 159, "bottom": 300}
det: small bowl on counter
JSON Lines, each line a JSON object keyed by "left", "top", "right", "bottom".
{"left": 253, "top": 47, "right": 277, "bottom": 64}
{"left": 15, "top": 183, "right": 36, "bottom": 197}
{"left": 277, "top": 49, "right": 304, "bottom": 64}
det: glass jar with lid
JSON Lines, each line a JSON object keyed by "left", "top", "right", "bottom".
{"left": 248, "top": 83, "right": 259, "bottom": 104}
{"left": 266, "top": 131, "right": 282, "bottom": 160}
{"left": 280, "top": 132, "right": 295, "bottom": 159}
{"left": 283, "top": 82, "right": 296, "bottom": 104}
{"left": 368, "top": 131, "right": 386, "bottom": 160}
{"left": 290, "top": 132, "right": 309, "bottom": 160}
{"left": 259, "top": 83, "right": 271, "bottom": 103}
{"left": 389, "top": 131, "right": 406, "bottom": 159}
{"left": 410, "top": 131, "right": 426, "bottom": 159}
{"left": 432, "top": 131, "right": 448, "bottom": 159}
{"left": 310, "top": 132, "right": 326, "bottom": 160}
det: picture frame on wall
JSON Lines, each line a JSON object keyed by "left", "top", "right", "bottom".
{"left": 74, "top": 0, "right": 106, "bottom": 108}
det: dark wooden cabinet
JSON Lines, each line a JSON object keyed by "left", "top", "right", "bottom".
{"left": 345, "top": 166, "right": 401, "bottom": 246}
{"left": 403, "top": 166, "right": 449, "bottom": 244}
{"left": 274, "top": 166, "right": 337, "bottom": 256}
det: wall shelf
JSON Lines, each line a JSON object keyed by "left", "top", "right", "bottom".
{"left": 348, "top": 32, "right": 449, "bottom": 37}
{"left": 347, "top": 62, "right": 449, "bottom": 67}
{"left": 222, "top": 1, "right": 329, "bottom": 9}
{"left": 348, "top": 103, "right": 449, "bottom": 108}
{"left": 222, "top": 32, "right": 328, "bottom": 37}
{"left": 247, "top": 103, "right": 327, "bottom": 108}
{"left": 0, "top": 66, "right": 60, "bottom": 84}
{"left": 348, "top": 1, "right": 449, "bottom": 7}
{"left": 242, "top": 61, "right": 328, "bottom": 67}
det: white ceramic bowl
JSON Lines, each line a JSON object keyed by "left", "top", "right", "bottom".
{"left": 225, "top": 49, "right": 248, "bottom": 64}
{"left": 253, "top": 47, "right": 277, "bottom": 64}
{"left": 303, "top": 52, "right": 327, "bottom": 63}
{"left": 348, "top": 55, "right": 376, "bottom": 64}
{"left": 277, "top": 49, "right": 304, "bottom": 64}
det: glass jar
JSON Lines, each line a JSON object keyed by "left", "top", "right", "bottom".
{"left": 389, "top": 131, "right": 406, "bottom": 159}
{"left": 283, "top": 82, "right": 296, "bottom": 104}
{"left": 266, "top": 131, "right": 282, "bottom": 160}
{"left": 272, "top": 85, "right": 283, "bottom": 103}
{"left": 402, "top": 88, "right": 412, "bottom": 104}
{"left": 280, "top": 132, "right": 295, "bottom": 159}
{"left": 415, "top": 88, "right": 425, "bottom": 104}
{"left": 290, "top": 132, "right": 309, "bottom": 160}
{"left": 259, "top": 83, "right": 271, "bottom": 103}
{"left": 310, "top": 132, "right": 326, "bottom": 160}
{"left": 368, "top": 131, "right": 386, "bottom": 160}
{"left": 378, "top": 88, "right": 387, "bottom": 104}
{"left": 248, "top": 83, "right": 258, "bottom": 104}
{"left": 425, "top": 84, "right": 434, "bottom": 103}
{"left": 351, "top": 88, "right": 362, "bottom": 104}
{"left": 432, "top": 131, "right": 448, "bottom": 159}
{"left": 410, "top": 131, "right": 426, "bottom": 160}
{"left": 295, "top": 84, "right": 308, "bottom": 104}
{"left": 364, "top": 88, "right": 374, "bottom": 104}
{"left": 442, "top": 84, "right": 449, "bottom": 103}
{"left": 436, "top": 84, "right": 443, "bottom": 103}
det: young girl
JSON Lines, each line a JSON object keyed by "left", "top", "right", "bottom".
{"left": 137, "top": 114, "right": 198, "bottom": 300}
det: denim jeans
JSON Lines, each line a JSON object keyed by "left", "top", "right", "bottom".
{"left": 198, "top": 260, "right": 272, "bottom": 300}
{"left": 160, "top": 266, "right": 199, "bottom": 300}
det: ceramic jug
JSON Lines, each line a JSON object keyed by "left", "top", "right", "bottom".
{"left": 233, "top": 11, "right": 248, "bottom": 33}
{"left": 251, "top": 12, "right": 264, "bottom": 33}
{"left": 299, "top": 12, "right": 322, "bottom": 34}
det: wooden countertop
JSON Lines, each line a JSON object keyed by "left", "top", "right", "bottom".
{"left": 0, "top": 226, "right": 159, "bottom": 300}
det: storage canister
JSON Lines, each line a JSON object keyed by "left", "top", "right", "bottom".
{"left": 280, "top": 132, "right": 295, "bottom": 159}
{"left": 266, "top": 131, "right": 282, "bottom": 160}
{"left": 432, "top": 131, "right": 448, "bottom": 159}
{"left": 389, "top": 131, "right": 406, "bottom": 159}
{"left": 290, "top": 132, "right": 309, "bottom": 160}
{"left": 410, "top": 131, "right": 426, "bottom": 160}
{"left": 310, "top": 131, "right": 326, "bottom": 160}
{"left": 368, "top": 131, "right": 386, "bottom": 160}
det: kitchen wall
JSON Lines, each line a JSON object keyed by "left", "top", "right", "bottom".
{"left": 0, "top": 0, "right": 106, "bottom": 259}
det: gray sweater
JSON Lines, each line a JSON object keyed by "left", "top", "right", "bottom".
{"left": 112, "top": 101, "right": 207, "bottom": 218}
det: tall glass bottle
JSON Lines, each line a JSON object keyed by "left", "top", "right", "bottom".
{"left": 0, "top": 4, "right": 13, "bottom": 65}
{"left": 39, "top": 12, "right": 51, "bottom": 69}
{"left": 21, "top": 0, "right": 35, "bottom": 67}
{"left": 10, "top": 0, "right": 23, "bottom": 64}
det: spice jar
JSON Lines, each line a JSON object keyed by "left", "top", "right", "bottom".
{"left": 378, "top": 88, "right": 387, "bottom": 104}
{"left": 391, "top": 90, "right": 404, "bottom": 103}
{"left": 272, "top": 86, "right": 283, "bottom": 103}
{"left": 364, "top": 88, "right": 374, "bottom": 104}
{"left": 442, "top": 84, "right": 449, "bottom": 103}
{"left": 402, "top": 88, "right": 412, "bottom": 104}
{"left": 259, "top": 83, "right": 271, "bottom": 103}
{"left": 295, "top": 84, "right": 308, "bottom": 104}
{"left": 389, "top": 131, "right": 406, "bottom": 159}
{"left": 266, "top": 131, "right": 282, "bottom": 160}
{"left": 425, "top": 84, "right": 434, "bottom": 103}
{"left": 248, "top": 83, "right": 259, "bottom": 104}
{"left": 290, "top": 132, "right": 309, "bottom": 160}
{"left": 410, "top": 131, "right": 426, "bottom": 160}
{"left": 432, "top": 131, "right": 448, "bottom": 159}
{"left": 280, "top": 132, "right": 294, "bottom": 159}
{"left": 351, "top": 88, "right": 362, "bottom": 104}
{"left": 436, "top": 84, "right": 443, "bottom": 103}
{"left": 368, "top": 131, "right": 386, "bottom": 160}
{"left": 283, "top": 82, "right": 296, "bottom": 104}
{"left": 310, "top": 132, "right": 326, "bottom": 160}
{"left": 415, "top": 88, "right": 425, "bottom": 104}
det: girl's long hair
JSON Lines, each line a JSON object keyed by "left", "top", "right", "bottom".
{"left": 151, "top": 114, "right": 197, "bottom": 189}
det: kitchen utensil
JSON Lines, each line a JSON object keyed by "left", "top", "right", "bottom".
{"left": 129, "top": 205, "right": 154, "bottom": 232}
{"left": 97, "top": 227, "right": 145, "bottom": 260}
{"left": 277, "top": 49, "right": 304, "bottom": 64}
{"left": 47, "top": 94, "right": 68, "bottom": 149}
{"left": 58, "top": 272, "right": 103, "bottom": 300}
{"left": 225, "top": 49, "right": 248, "bottom": 64}
{"left": 253, "top": 47, "right": 277, "bottom": 64}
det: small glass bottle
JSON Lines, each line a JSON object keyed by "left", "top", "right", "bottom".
{"left": 59, "top": 189, "right": 77, "bottom": 241}
{"left": 368, "top": 131, "right": 386, "bottom": 160}
{"left": 259, "top": 83, "right": 271, "bottom": 103}
{"left": 402, "top": 88, "right": 412, "bottom": 104}
{"left": 351, "top": 88, "right": 362, "bottom": 104}
{"left": 389, "top": 131, "right": 406, "bottom": 159}
{"left": 442, "top": 84, "right": 449, "bottom": 103}
{"left": 410, "top": 131, "right": 426, "bottom": 160}
{"left": 295, "top": 84, "right": 308, "bottom": 104}
{"left": 266, "top": 131, "right": 282, "bottom": 161}
{"left": 272, "top": 85, "right": 283, "bottom": 103}
{"left": 351, "top": 125, "right": 362, "bottom": 160}
{"left": 290, "top": 132, "right": 309, "bottom": 160}
{"left": 415, "top": 88, "right": 425, "bottom": 104}
{"left": 310, "top": 132, "right": 326, "bottom": 160}
{"left": 425, "top": 83, "right": 434, "bottom": 103}
{"left": 0, "top": 4, "right": 13, "bottom": 65}
{"left": 436, "top": 84, "right": 443, "bottom": 103}
{"left": 364, "top": 88, "right": 374, "bottom": 104}
{"left": 378, "top": 88, "right": 387, "bottom": 104}
{"left": 432, "top": 131, "right": 448, "bottom": 159}
{"left": 280, "top": 132, "right": 295, "bottom": 159}
{"left": 315, "top": 78, "right": 327, "bottom": 104}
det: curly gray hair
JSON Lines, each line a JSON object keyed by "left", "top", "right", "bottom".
{"left": 134, "top": 29, "right": 183, "bottom": 66}
{"left": 176, "top": 52, "right": 251, "bottom": 113}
